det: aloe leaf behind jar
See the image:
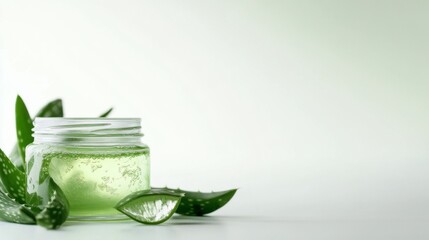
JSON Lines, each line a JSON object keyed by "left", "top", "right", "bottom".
{"left": 34, "top": 99, "right": 63, "bottom": 117}
{"left": 10, "top": 98, "right": 63, "bottom": 170}
{"left": 15, "top": 96, "right": 34, "bottom": 168}
{"left": 99, "top": 107, "right": 113, "bottom": 117}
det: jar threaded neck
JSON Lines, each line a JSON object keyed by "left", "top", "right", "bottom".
{"left": 33, "top": 118, "right": 143, "bottom": 146}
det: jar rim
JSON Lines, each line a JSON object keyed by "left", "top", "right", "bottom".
{"left": 34, "top": 117, "right": 141, "bottom": 121}
{"left": 33, "top": 117, "right": 143, "bottom": 146}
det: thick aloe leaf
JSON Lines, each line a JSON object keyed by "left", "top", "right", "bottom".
{"left": 35, "top": 181, "right": 69, "bottom": 229}
{"left": 10, "top": 99, "right": 63, "bottom": 170}
{"left": 0, "top": 191, "right": 35, "bottom": 224}
{"left": 15, "top": 96, "right": 34, "bottom": 168}
{"left": 99, "top": 107, "right": 113, "bottom": 117}
{"left": 0, "top": 149, "right": 26, "bottom": 204}
{"left": 115, "top": 189, "right": 183, "bottom": 225}
{"left": 155, "top": 188, "right": 237, "bottom": 216}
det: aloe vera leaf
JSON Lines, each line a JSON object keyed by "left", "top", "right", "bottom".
{"left": 15, "top": 96, "right": 34, "bottom": 168}
{"left": 115, "top": 189, "right": 183, "bottom": 225}
{"left": 0, "top": 148, "right": 26, "bottom": 204}
{"left": 99, "top": 108, "right": 113, "bottom": 117}
{"left": 0, "top": 191, "right": 35, "bottom": 224}
{"left": 155, "top": 188, "right": 237, "bottom": 216}
{"left": 35, "top": 180, "right": 69, "bottom": 229}
{"left": 0, "top": 180, "right": 5, "bottom": 193}
{"left": 8, "top": 145, "right": 22, "bottom": 172}
{"left": 35, "top": 99, "right": 63, "bottom": 118}
{"left": 10, "top": 99, "right": 63, "bottom": 170}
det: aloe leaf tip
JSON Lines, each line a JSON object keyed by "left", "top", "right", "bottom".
{"left": 100, "top": 107, "right": 113, "bottom": 118}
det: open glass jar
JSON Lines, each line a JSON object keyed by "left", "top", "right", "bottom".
{"left": 25, "top": 118, "right": 150, "bottom": 221}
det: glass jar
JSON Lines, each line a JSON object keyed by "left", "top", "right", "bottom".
{"left": 25, "top": 118, "right": 150, "bottom": 221}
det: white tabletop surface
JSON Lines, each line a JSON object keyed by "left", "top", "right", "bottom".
{"left": 1, "top": 215, "right": 429, "bottom": 240}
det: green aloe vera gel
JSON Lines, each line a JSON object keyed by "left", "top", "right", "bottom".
{"left": 25, "top": 118, "right": 150, "bottom": 221}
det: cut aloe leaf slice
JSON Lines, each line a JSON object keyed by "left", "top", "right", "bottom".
{"left": 0, "top": 191, "right": 35, "bottom": 224}
{"left": 0, "top": 148, "right": 26, "bottom": 204}
{"left": 15, "top": 96, "right": 34, "bottom": 167}
{"left": 155, "top": 188, "right": 237, "bottom": 216}
{"left": 99, "top": 107, "right": 113, "bottom": 117}
{"left": 35, "top": 181, "right": 69, "bottom": 229}
{"left": 10, "top": 98, "right": 63, "bottom": 170}
{"left": 115, "top": 189, "right": 183, "bottom": 225}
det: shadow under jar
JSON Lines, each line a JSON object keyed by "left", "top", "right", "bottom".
{"left": 25, "top": 118, "right": 150, "bottom": 221}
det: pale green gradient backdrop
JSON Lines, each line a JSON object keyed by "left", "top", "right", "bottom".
{"left": 1, "top": 0, "right": 429, "bottom": 220}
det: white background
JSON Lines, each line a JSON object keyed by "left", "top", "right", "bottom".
{"left": 1, "top": 0, "right": 429, "bottom": 239}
